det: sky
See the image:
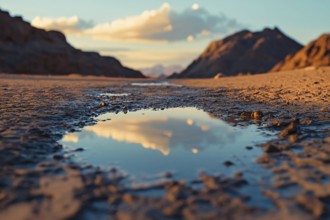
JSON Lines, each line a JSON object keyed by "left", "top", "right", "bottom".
{"left": 1, "top": 0, "right": 329, "bottom": 70}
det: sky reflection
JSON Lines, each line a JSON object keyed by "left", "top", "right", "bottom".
{"left": 61, "top": 107, "right": 274, "bottom": 179}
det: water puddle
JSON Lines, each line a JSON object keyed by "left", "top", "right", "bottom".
{"left": 131, "top": 82, "right": 182, "bottom": 87}
{"left": 61, "top": 107, "right": 275, "bottom": 181}
{"left": 99, "top": 93, "right": 130, "bottom": 97}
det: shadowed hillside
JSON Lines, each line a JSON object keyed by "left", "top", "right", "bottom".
{"left": 272, "top": 33, "right": 330, "bottom": 71}
{"left": 173, "top": 28, "right": 302, "bottom": 78}
{"left": 0, "top": 9, "right": 144, "bottom": 78}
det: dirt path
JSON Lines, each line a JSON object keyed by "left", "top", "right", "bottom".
{"left": 0, "top": 68, "right": 329, "bottom": 220}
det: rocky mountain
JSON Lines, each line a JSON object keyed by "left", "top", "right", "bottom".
{"left": 173, "top": 28, "right": 303, "bottom": 78}
{"left": 140, "top": 64, "right": 183, "bottom": 77}
{"left": 272, "top": 33, "right": 330, "bottom": 71}
{"left": 0, "top": 9, "right": 144, "bottom": 78}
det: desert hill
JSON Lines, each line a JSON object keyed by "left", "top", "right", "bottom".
{"left": 0, "top": 9, "right": 144, "bottom": 78}
{"left": 272, "top": 33, "right": 330, "bottom": 71}
{"left": 173, "top": 28, "right": 303, "bottom": 78}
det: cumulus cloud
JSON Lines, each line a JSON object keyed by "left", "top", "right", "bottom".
{"left": 31, "top": 3, "right": 243, "bottom": 42}
{"left": 32, "top": 16, "right": 93, "bottom": 33}
{"left": 163, "top": 6, "right": 242, "bottom": 42}
{"left": 85, "top": 3, "right": 171, "bottom": 42}
{"left": 86, "top": 3, "right": 243, "bottom": 42}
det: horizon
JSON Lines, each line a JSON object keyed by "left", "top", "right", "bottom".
{"left": 1, "top": 0, "right": 329, "bottom": 72}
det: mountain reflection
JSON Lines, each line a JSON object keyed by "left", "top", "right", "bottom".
{"left": 79, "top": 109, "right": 237, "bottom": 155}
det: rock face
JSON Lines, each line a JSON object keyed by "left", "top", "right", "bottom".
{"left": 174, "top": 28, "right": 303, "bottom": 78}
{"left": 272, "top": 33, "right": 330, "bottom": 71}
{"left": 0, "top": 10, "right": 144, "bottom": 77}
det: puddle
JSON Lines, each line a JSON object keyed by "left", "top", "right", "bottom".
{"left": 99, "top": 93, "right": 130, "bottom": 97}
{"left": 131, "top": 82, "right": 182, "bottom": 87}
{"left": 61, "top": 107, "right": 275, "bottom": 181}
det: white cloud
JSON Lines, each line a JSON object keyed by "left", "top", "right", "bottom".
{"left": 192, "top": 3, "right": 200, "bottom": 10}
{"left": 187, "top": 35, "right": 194, "bottom": 42}
{"left": 87, "top": 3, "right": 243, "bottom": 42}
{"left": 85, "top": 3, "right": 171, "bottom": 42}
{"left": 31, "top": 3, "right": 243, "bottom": 42}
{"left": 62, "top": 133, "right": 79, "bottom": 143}
{"left": 31, "top": 16, "right": 93, "bottom": 34}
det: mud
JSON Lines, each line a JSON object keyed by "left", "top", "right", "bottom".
{"left": 0, "top": 68, "right": 329, "bottom": 220}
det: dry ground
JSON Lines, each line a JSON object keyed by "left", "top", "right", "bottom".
{"left": 0, "top": 67, "right": 329, "bottom": 220}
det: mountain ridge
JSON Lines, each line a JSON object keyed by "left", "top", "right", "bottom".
{"left": 173, "top": 27, "right": 303, "bottom": 78}
{"left": 0, "top": 9, "right": 144, "bottom": 78}
{"left": 272, "top": 33, "right": 330, "bottom": 71}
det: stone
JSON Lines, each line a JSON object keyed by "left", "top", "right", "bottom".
{"left": 213, "top": 73, "right": 223, "bottom": 79}
{"left": 223, "top": 160, "right": 235, "bottom": 167}
{"left": 264, "top": 144, "right": 280, "bottom": 153}
{"left": 251, "top": 110, "right": 263, "bottom": 120}
{"left": 320, "top": 107, "right": 329, "bottom": 112}
{"left": 52, "top": 154, "right": 64, "bottom": 160}
{"left": 100, "top": 102, "right": 108, "bottom": 107}
{"left": 279, "top": 121, "right": 299, "bottom": 138}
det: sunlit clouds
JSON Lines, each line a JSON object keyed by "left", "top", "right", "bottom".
{"left": 31, "top": 3, "right": 242, "bottom": 43}
{"left": 30, "top": 3, "right": 244, "bottom": 69}
{"left": 192, "top": 3, "right": 200, "bottom": 10}
{"left": 72, "top": 108, "right": 236, "bottom": 156}
{"left": 186, "top": 119, "right": 194, "bottom": 126}
{"left": 98, "top": 48, "right": 197, "bottom": 69}
{"left": 86, "top": 3, "right": 171, "bottom": 43}
{"left": 187, "top": 35, "right": 194, "bottom": 42}
{"left": 192, "top": 148, "right": 199, "bottom": 154}
{"left": 32, "top": 16, "right": 93, "bottom": 34}
{"left": 62, "top": 133, "right": 79, "bottom": 143}
{"left": 84, "top": 117, "right": 172, "bottom": 156}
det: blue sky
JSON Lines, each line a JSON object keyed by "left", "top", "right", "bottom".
{"left": 1, "top": 0, "right": 329, "bottom": 69}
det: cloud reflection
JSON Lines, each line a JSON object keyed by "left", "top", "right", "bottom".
{"left": 62, "top": 133, "right": 79, "bottom": 143}
{"left": 80, "top": 110, "right": 236, "bottom": 156}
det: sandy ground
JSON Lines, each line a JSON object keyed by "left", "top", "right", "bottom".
{"left": 0, "top": 67, "right": 329, "bottom": 220}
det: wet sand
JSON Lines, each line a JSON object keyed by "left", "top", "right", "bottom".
{"left": 0, "top": 67, "right": 329, "bottom": 220}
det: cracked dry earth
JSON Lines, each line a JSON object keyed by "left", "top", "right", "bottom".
{"left": 0, "top": 67, "right": 329, "bottom": 220}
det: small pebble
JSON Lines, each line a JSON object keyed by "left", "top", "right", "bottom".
{"left": 53, "top": 154, "right": 64, "bottom": 160}
{"left": 264, "top": 144, "right": 280, "bottom": 153}
{"left": 101, "top": 102, "right": 108, "bottom": 107}
{"left": 252, "top": 110, "right": 263, "bottom": 120}
{"left": 223, "top": 160, "right": 235, "bottom": 167}
{"left": 288, "top": 134, "right": 298, "bottom": 143}
{"left": 0, "top": 192, "right": 6, "bottom": 200}
{"left": 320, "top": 107, "right": 329, "bottom": 112}
{"left": 240, "top": 111, "right": 252, "bottom": 120}
{"left": 122, "top": 193, "right": 136, "bottom": 204}
{"left": 279, "top": 121, "right": 298, "bottom": 138}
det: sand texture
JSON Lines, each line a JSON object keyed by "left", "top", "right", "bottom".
{"left": 0, "top": 67, "right": 329, "bottom": 220}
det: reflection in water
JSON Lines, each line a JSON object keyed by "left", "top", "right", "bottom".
{"left": 131, "top": 82, "right": 182, "bottom": 87}
{"left": 85, "top": 117, "right": 173, "bottom": 155}
{"left": 99, "top": 93, "right": 130, "bottom": 97}
{"left": 83, "top": 112, "right": 234, "bottom": 156}
{"left": 62, "top": 133, "right": 79, "bottom": 143}
{"left": 61, "top": 107, "right": 274, "bottom": 180}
